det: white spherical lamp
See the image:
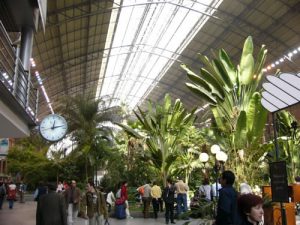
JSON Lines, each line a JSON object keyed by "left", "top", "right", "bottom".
{"left": 199, "top": 152, "right": 209, "bottom": 163}
{"left": 216, "top": 151, "right": 228, "bottom": 162}
{"left": 211, "top": 144, "right": 221, "bottom": 154}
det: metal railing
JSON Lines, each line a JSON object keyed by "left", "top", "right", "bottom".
{"left": 0, "top": 21, "right": 38, "bottom": 121}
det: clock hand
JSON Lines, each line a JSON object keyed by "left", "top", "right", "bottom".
{"left": 52, "top": 125, "right": 66, "bottom": 129}
{"left": 52, "top": 120, "right": 56, "bottom": 129}
{"left": 41, "top": 125, "right": 65, "bottom": 131}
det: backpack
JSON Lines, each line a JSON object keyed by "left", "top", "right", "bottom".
{"left": 138, "top": 186, "right": 144, "bottom": 196}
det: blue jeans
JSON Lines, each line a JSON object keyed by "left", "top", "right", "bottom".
{"left": 176, "top": 193, "right": 187, "bottom": 215}
{"left": 8, "top": 199, "right": 14, "bottom": 209}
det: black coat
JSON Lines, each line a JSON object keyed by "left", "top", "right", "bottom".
{"left": 36, "top": 191, "right": 67, "bottom": 225}
{"left": 215, "top": 185, "right": 240, "bottom": 225}
{"left": 162, "top": 185, "right": 175, "bottom": 204}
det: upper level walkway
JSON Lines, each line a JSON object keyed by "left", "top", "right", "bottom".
{"left": 0, "top": 200, "right": 201, "bottom": 225}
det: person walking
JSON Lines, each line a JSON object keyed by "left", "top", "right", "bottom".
{"left": 121, "top": 181, "right": 133, "bottom": 219}
{"left": 106, "top": 189, "right": 116, "bottom": 213}
{"left": 65, "top": 180, "right": 81, "bottom": 225}
{"left": 7, "top": 180, "right": 17, "bottom": 209}
{"left": 19, "top": 180, "right": 26, "bottom": 203}
{"left": 139, "top": 181, "right": 152, "bottom": 218}
{"left": 0, "top": 180, "right": 6, "bottom": 210}
{"left": 151, "top": 181, "right": 162, "bottom": 219}
{"left": 175, "top": 177, "right": 189, "bottom": 218}
{"left": 215, "top": 170, "right": 240, "bottom": 225}
{"left": 86, "top": 181, "right": 108, "bottom": 225}
{"left": 36, "top": 183, "right": 67, "bottom": 225}
{"left": 162, "top": 178, "right": 176, "bottom": 224}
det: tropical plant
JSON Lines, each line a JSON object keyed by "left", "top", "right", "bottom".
{"left": 6, "top": 136, "right": 55, "bottom": 188}
{"left": 117, "top": 94, "right": 197, "bottom": 185}
{"left": 181, "top": 36, "right": 269, "bottom": 183}
{"left": 276, "top": 111, "right": 300, "bottom": 183}
{"left": 61, "top": 95, "right": 123, "bottom": 181}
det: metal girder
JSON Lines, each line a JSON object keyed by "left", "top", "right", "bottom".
{"left": 55, "top": 0, "right": 68, "bottom": 95}
{"left": 83, "top": 0, "right": 92, "bottom": 93}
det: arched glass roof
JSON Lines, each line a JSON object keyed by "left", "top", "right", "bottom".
{"left": 31, "top": 0, "right": 300, "bottom": 119}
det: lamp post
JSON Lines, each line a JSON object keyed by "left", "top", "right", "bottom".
{"left": 210, "top": 145, "right": 228, "bottom": 199}
{"left": 199, "top": 145, "right": 228, "bottom": 198}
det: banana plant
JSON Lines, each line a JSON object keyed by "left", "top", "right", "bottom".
{"left": 116, "top": 94, "right": 197, "bottom": 185}
{"left": 181, "top": 36, "right": 269, "bottom": 183}
{"left": 276, "top": 111, "right": 300, "bottom": 183}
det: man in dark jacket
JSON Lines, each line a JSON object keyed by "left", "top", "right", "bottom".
{"left": 36, "top": 183, "right": 67, "bottom": 225}
{"left": 162, "top": 178, "right": 176, "bottom": 224}
{"left": 215, "top": 170, "right": 240, "bottom": 225}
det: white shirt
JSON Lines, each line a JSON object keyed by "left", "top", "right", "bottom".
{"left": 199, "top": 184, "right": 212, "bottom": 200}
{"left": 106, "top": 191, "right": 116, "bottom": 205}
{"left": 211, "top": 182, "right": 221, "bottom": 197}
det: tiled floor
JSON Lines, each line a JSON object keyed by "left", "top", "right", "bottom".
{"left": 0, "top": 201, "right": 201, "bottom": 225}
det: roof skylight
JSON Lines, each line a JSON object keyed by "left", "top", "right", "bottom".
{"left": 96, "top": 0, "right": 223, "bottom": 109}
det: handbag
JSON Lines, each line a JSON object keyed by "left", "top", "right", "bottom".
{"left": 104, "top": 219, "right": 110, "bottom": 225}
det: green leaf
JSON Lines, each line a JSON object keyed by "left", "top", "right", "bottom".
{"left": 219, "top": 49, "right": 237, "bottom": 85}
{"left": 240, "top": 54, "right": 254, "bottom": 85}
{"left": 185, "top": 82, "right": 218, "bottom": 105}
{"left": 115, "top": 122, "right": 144, "bottom": 139}
{"left": 236, "top": 110, "right": 247, "bottom": 134}
{"left": 181, "top": 63, "right": 212, "bottom": 92}
{"left": 240, "top": 36, "right": 254, "bottom": 85}
{"left": 247, "top": 92, "right": 268, "bottom": 142}
{"left": 200, "top": 68, "right": 226, "bottom": 98}
{"left": 213, "top": 59, "right": 233, "bottom": 89}
{"left": 198, "top": 54, "right": 229, "bottom": 92}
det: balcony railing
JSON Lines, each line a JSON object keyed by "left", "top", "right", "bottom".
{"left": 0, "top": 21, "right": 38, "bottom": 121}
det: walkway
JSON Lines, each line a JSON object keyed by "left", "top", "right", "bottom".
{"left": 0, "top": 201, "right": 201, "bottom": 225}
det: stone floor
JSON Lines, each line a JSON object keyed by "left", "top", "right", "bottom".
{"left": 0, "top": 201, "right": 202, "bottom": 225}
{"left": 3, "top": 200, "right": 300, "bottom": 225}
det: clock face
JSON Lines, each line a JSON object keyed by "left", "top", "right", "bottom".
{"left": 39, "top": 114, "right": 68, "bottom": 142}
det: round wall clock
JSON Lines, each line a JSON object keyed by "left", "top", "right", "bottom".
{"left": 39, "top": 114, "right": 68, "bottom": 142}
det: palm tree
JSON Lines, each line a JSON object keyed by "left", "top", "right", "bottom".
{"left": 61, "top": 94, "right": 123, "bottom": 181}
{"left": 117, "top": 94, "right": 197, "bottom": 185}
{"left": 181, "top": 36, "right": 268, "bottom": 183}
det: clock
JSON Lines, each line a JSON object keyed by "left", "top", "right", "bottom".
{"left": 39, "top": 114, "right": 68, "bottom": 142}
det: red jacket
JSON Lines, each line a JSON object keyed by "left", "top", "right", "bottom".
{"left": 121, "top": 185, "right": 128, "bottom": 200}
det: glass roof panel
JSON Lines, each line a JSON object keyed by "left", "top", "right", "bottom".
{"left": 98, "top": 0, "right": 223, "bottom": 109}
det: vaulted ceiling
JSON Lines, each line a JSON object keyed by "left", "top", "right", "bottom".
{"left": 31, "top": 0, "right": 300, "bottom": 120}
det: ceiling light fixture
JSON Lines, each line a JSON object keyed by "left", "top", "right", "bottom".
{"left": 263, "top": 45, "right": 300, "bottom": 72}
{"left": 31, "top": 58, "right": 54, "bottom": 114}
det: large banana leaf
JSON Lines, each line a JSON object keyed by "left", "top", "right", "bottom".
{"left": 240, "top": 36, "right": 254, "bottom": 85}
{"left": 246, "top": 92, "right": 268, "bottom": 143}
{"left": 219, "top": 49, "right": 237, "bottom": 84}
{"left": 186, "top": 83, "right": 218, "bottom": 105}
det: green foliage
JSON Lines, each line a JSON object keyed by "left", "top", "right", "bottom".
{"left": 182, "top": 36, "right": 269, "bottom": 184}
{"left": 276, "top": 111, "right": 300, "bottom": 183}
{"left": 61, "top": 94, "right": 124, "bottom": 181}
{"left": 7, "top": 141, "right": 55, "bottom": 188}
{"left": 117, "top": 94, "right": 197, "bottom": 185}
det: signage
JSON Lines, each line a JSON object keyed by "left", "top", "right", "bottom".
{"left": 0, "top": 138, "right": 9, "bottom": 157}
{"left": 269, "top": 161, "right": 289, "bottom": 202}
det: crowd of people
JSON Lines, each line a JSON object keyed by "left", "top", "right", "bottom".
{"left": 0, "top": 178, "right": 26, "bottom": 210}
{"left": 0, "top": 171, "right": 266, "bottom": 225}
